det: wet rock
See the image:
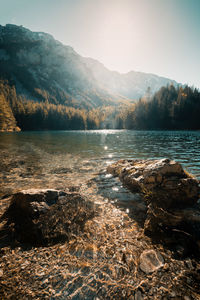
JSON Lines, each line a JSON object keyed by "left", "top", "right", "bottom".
{"left": 3, "top": 189, "right": 96, "bottom": 245}
{"left": 144, "top": 204, "right": 200, "bottom": 256}
{"left": 107, "top": 158, "right": 200, "bottom": 208}
{"left": 0, "top": 268, "right": 3, "bottom": 277}
{"left": 9, "top": 189, "right": 60, "bottom": 217}
{"left": 134, "top": 290, "right": 143, "bottom": 300}
{"left": 139, "top": 249, "right": 164, "bottom": 274}
{"left": 108, "top": 159, "right": 200, "bottom": 256}
{"left": 144, "top": 205, "right": 200, "bottom": 236}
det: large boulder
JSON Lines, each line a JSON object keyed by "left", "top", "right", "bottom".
{"left": 4, "top": 189, "right": 96, "bottom": 245}
{"left": 107, "top": 159, "right": 200, "bottom": 255}
{"left": 107, "top": 158, "right": 200, "bottom": 208}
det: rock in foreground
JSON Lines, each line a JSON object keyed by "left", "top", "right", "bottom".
{"left": 3, "top": 189, "right": 96, "bottom": 245}
{"left": 107, "top": 158, "right": 200, "bottom": 255}
{"left": 107, "top": 158, "right": 199, "bottom": 208}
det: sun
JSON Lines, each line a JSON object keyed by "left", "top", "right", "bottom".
{"left": 95, "top": 2, "right": 141, "bottom": 72}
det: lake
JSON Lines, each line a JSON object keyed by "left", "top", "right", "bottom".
{"left": 1, "top": 129, "right": 200, "bottom": 201}
{"left": 1, "top": 129, "right": 200, "bottom": 299}
{"left": 1, "top": 130, "right": 200, "bottom": 197}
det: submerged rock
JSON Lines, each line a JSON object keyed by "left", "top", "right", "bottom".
{"left": 9, "top": 189, "right": 60, "bottom": 216}
{"left": 4, "top": 189, "right": 96, "bottom": 245}
{"left": 107, "top": 158, "right": 200, "bottom": 255}
{"left": 144, "top": 204, "right": 200, "bottom": 235}
{"left": 134, "top": 290, "right": 143, "bottom": 300}
{"left": 139, "top": 249, "right": 164, "bottom": 274}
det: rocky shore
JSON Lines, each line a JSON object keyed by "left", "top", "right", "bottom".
{"left": 0, "top": 159, "right": 200, "bottom": 299}
{"left": 107, "top": 158, "right": 200, "bottom": 256}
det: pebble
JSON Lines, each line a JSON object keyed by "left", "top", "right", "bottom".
{"left": 185, "top": 259, "right": 193, "bottom": 269}
{"left": 134, "top": 290, "right": 143, "bottom": 300}
{"left": 170, "top": 291, "right": 176, "bottom": 297}
{"left": 139, "top": 249, "right": 164, "bottom": 274}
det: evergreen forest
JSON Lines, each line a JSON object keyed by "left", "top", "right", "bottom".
{"left": 0, "top": 79, "right": 200, "bottom": 131}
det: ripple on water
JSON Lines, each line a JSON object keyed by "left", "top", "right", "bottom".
{"left": 1, "top": 130, "right": 199, "bottom": 299}
{"left": 0, "top": 130, "right": 200, "bottom": 195}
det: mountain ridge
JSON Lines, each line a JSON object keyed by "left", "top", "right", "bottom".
{"left": 0, "top": 24, "right": 179, "bottom": 108}
{"left": 0, "top": 24, "right": 182, "bottom": 131}
{"left": 83, "top": 56, "right": 178, "bottom": 99}
{"left": 0, "top": 24, "right": 120, "bottom": 110}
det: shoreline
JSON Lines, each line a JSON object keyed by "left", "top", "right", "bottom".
{"left": 0, "top": 158, "right": 200, "bottom": 299}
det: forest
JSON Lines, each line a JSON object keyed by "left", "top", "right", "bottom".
{"left": 0, "top": 79, "right": 200, "bottom": 131}
{"left": 124, "top": 84, "right": 200, "bottom": 130}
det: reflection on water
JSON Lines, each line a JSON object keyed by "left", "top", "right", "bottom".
{"left": 1, "top": 130, "right": 200, "bottom": 172}
{"left": 0, "top": 130, "right": 200, "bottom": 189}
{"left": 1, "top": 129, "right": 200, "bottom": 213}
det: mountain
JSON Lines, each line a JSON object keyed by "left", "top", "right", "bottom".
{"left": 0, "top": 24, "right": 179, "bottom": 110}
{"left": 0, "top": 24, "right": 121, "bottom": 110}
{"left": 83, "top": 58, "right": 178, "bottom": 99}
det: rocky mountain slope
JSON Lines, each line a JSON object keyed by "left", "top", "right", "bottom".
{"left": 84, "top": 57, "right": 178, "bottom": 99}
{"left": 0, "top": 24, "right": 121, "bottom": 110}
{"left": 0, "top": 24, "right": 178, "bottom": 110}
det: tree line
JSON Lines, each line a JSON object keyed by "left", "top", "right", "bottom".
{"left": 0, "top": 79, "right": 200, "bottom": 131}
{"left": 0, "top": 79, "right": 126, "bottom": 130}
{"left": 124, "top": 85, "right": 200, "bottom": 130}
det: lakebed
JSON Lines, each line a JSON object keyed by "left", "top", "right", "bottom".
{"left": 0, "top": 130, "right": 200, "bottom": 299}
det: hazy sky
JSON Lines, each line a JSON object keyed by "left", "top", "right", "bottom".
{"left": 1, "top": 0, "right": 200, "bottom": 88}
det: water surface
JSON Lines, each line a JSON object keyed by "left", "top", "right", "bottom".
{"left": 1, "top": 129, "right": 200, "bottom": 209}
{"left": 1, "top": 129, "right": 200, "bottom": 177}
{"left": 1, "top": 130, "right": 200, "bottom": 298}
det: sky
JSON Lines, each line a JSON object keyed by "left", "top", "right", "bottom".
{"left": 0, "top": 0, "right": 200, "bottom": 88}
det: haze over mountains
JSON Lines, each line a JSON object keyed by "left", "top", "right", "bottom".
{"left": 84, "top": 58, "right": 178, "bottom": 100}
{"left": 0, "top": 24, "right": 178, "bottom": 110}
